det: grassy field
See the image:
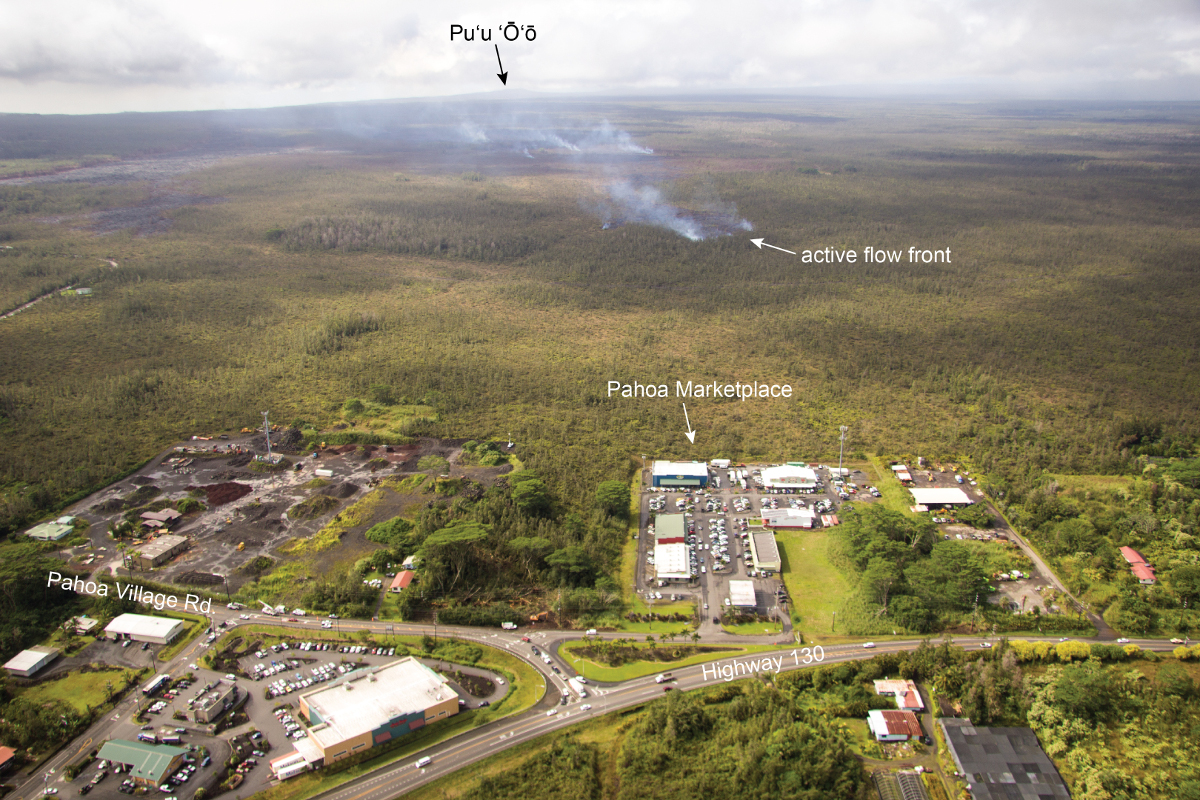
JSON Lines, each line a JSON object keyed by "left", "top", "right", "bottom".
{"left": 559, "top": 639, "right": 773, "bottom": 681}
{"left": 721, "top": 620, "right": 783, "bottom": 636}
{"left": 19, "top": 667, "right": 131, "bottom": 714}
{"left": 1049, "top": 474, "right": 1135, "bottom": 494}
{"left": 775, "top": 528, "right": 853, "bottom": 643}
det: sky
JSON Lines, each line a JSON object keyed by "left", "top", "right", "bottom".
{"left": 1, "top": 0, "right": 1199, "bottom": 114}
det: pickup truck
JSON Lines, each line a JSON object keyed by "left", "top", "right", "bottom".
{"left": 655, "top": 673, "right": 673, "bottom": 684}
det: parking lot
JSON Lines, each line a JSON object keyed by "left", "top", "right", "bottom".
{"left": 637, "top": 463, "right": 877, "bottom": 626}
{"left": 229, "top": 638, "right": 508, "bottom": 781}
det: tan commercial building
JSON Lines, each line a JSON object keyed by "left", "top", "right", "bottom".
{"left": 275, "top": 658, "right": 458, "bottom": 775}
{"left": 135, "top": 535, "right": 189, "bottom": 569}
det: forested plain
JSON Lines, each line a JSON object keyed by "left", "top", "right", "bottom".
{"left": 0, "top": 95, "right": 1198, "bottom": 800}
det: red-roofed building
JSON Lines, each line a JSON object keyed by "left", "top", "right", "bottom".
{"left": 1120, "top": 546, "right": 1147, "bottom": 565}
{"left": 1131, "top": 563, "right": 1157, "bottom": 585}
{"left": 1120, "top": 546, "right": 1156, "bottom": 584}
{"left": 389, "top": 571, "right": 414, "bottom": 593}
{"left": 0, "top": 746, "right": 16, "bottom": 773}
{"left": 873, "top": 679, "right": 925, "bottom": 711}
{"left": 867, "top": 709, "right": 923, "bottom": 742}
{"left": 655, "top": 537, "right": 686, "bottom": 545}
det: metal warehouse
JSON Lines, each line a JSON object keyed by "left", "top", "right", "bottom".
{"left": 3, "top": 647, "right": 59, "bottom": 678}
{"left": 939, "top": 719, "right": 1069, "bottom": 800}
{"left": 908, "top": 487, "right": 973, "bottom": 508}
{"left": 104, "top": 614, "right": 186, "bottom": 645}
{"left": 287, "top": 658, "right": 459, "bottom": 770}
{"left": 651, "top": 461, "right": 709, "bottom": 488}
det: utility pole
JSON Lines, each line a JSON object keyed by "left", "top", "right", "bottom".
{"left": 838, "top": 426, "right": 849, "bottom": 475}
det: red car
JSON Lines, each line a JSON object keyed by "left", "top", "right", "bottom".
{"left": 521, "top": 637, "right": 531, "bottom": 643}
{"left": 286, "top": 617, "right": 298, "bottom": 622}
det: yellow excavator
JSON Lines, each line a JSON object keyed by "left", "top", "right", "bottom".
{"left": 237, "top": 542, "right": 245, "bottom": 551}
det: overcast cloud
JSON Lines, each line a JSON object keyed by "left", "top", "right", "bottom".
{"left": 1, "top": 0, "right": 1198, "bottom": 114}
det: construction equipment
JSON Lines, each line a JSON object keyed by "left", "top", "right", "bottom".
{"left": 260, "top": 601, "right": 277, "bottom": 616}
{"left": 236, "top": 542, "right": 245, "bottom": 551}
{"left": 529, "top": 610, "right": 549, "bottom": 623}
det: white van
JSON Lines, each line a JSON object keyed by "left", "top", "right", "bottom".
{"left": 414, "top": 756, "right": 432, "bottom": 769}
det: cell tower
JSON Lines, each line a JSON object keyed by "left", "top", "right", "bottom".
{"left": 262, "top": 411, "right": 273, "bottom": 463}
{"left": 838, "top": 425, "right": 849, "bottom": 474}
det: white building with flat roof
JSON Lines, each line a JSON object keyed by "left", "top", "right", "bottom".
{"left": 728, "top": 580, "right": 757, "bottom": 609}
{"left": 293, "top": 658, "right": 459, "bottom": 766}
{"left": 759, "top": 465, "right": 819, "bottom": 491}
{"left": 761, "top": 508, "right": 815, "bottom": 529}
{"left": 654, "top": 542, "right": 691, "bottom": 581}
{"left": 104, "top": 614, "right": 186, "bottom": 645}
{"left": 908, "top": 488, "right": 973, "bottom": 507}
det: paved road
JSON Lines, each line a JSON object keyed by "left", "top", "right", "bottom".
{"left": 17, "top": 600, "right": 1171, "bottom": 800}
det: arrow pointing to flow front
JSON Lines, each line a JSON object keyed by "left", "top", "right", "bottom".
{"left": 750, "top": 238, "right": 795, "bottom": 255}
{"left": 494, "top": 45, "right": 508, "bottom": 85}
{"left": 683, "top": 403, "right": 696, "bottom": 444}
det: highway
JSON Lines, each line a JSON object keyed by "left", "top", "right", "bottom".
{"left": 17, "top": 604, "right": 1177, "bottom": 800}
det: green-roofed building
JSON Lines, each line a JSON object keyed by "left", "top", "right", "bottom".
{"left": 25, "top": 521, "right": 73, "bottom": 541}
{"left": 96, "top": 740, "right": 186, "bottom": 786}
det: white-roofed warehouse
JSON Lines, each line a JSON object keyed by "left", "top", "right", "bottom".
{"left": 3, "top": 647, "right": 59, "bottom": 678}
{"left": 295, "top": 658, "right": 459, "bottom": 765}
{"left": 908, "top": 488, "right": 973, "bottom": 508}
{"left": 104, "top": 613, "right": 186, "bottom": 645}
{"left": 759, "top": 465, "right": 819, "bottom": 491}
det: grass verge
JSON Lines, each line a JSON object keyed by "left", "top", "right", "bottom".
{"left": 559, "top": 640, "right": 773, "bottom": 682}
{"left": 775, "top": 528, "right": 851, "bottom": 644}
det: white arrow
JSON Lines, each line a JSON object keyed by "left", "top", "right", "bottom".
{"left": 750, "top": 238, "right": 796, "bottom": 255}
{"left": 683, "top": 403, "right": 696, "bottom": 444}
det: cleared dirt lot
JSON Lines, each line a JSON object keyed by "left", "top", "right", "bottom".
{"left": 63, "top": 434, "right": 513, "bottom": 599}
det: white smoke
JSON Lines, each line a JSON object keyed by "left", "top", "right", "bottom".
{"left": 457, "top": 121, "right": 488, "bottom": 143}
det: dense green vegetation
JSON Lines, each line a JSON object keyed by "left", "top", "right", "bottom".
{"left": 998, "top": 457, "right": 1200, "bottom": 635}
{"left": 457, "top": 680, "right": 866, "bottom": 800}
{"left": 333, "top": 472, "right": 626, "bottom": 622}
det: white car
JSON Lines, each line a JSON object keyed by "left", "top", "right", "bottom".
{"left": 546, "top": 708, "right": 558, "bottom": 717}
{"left": 863, "top": 642, "right": 876, "bottom": 649}
{"left": 1116, "top": 637, "right": 1130, "bottom": 644}
{"left": 580, "top": 704, "right": 592, "bottom": 711}
{"left": 496, "top": 677, "right": 505, "bottom": 685}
